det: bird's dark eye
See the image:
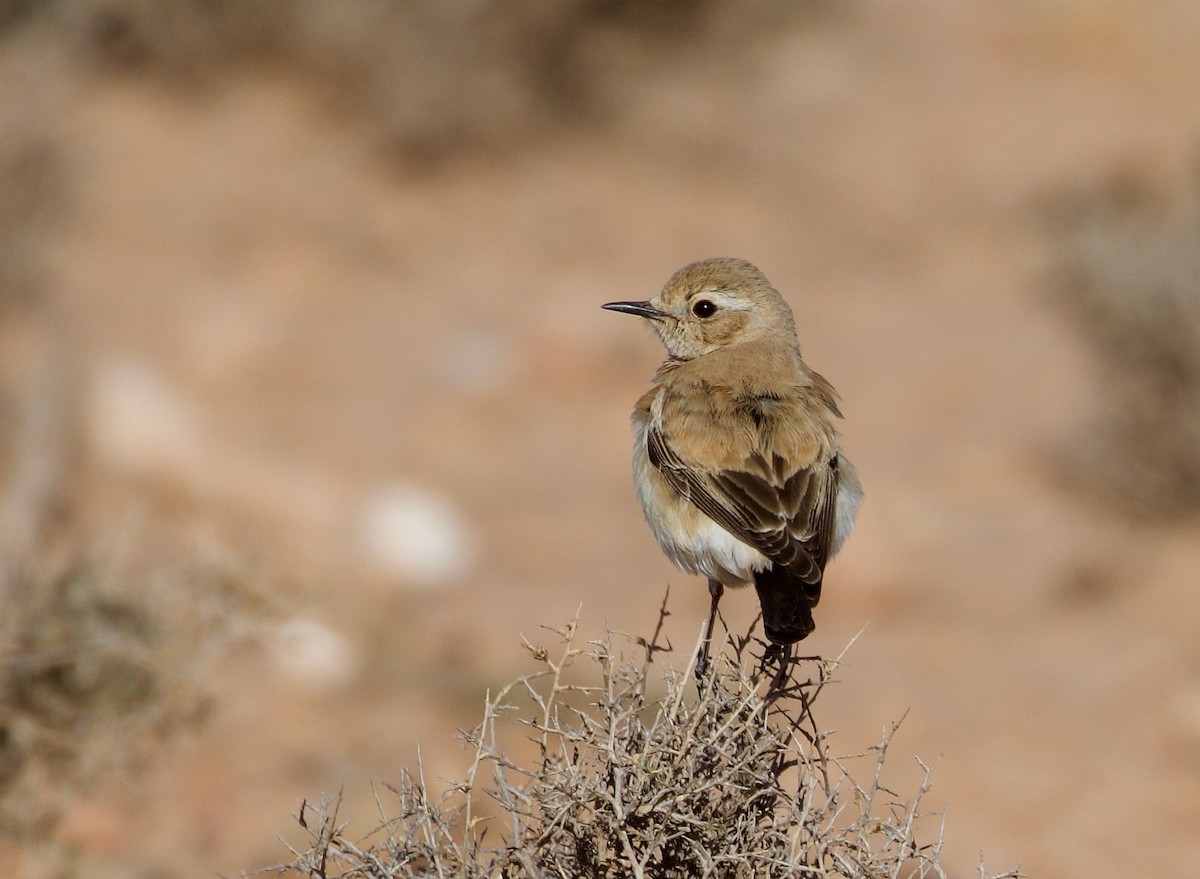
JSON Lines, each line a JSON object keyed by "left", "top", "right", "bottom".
{"left": 692, "top": 299, "right": 717, "bottom": 318}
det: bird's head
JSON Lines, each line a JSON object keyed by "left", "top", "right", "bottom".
{"left": 603, "top": 258, "right": 798, "bottom": 360}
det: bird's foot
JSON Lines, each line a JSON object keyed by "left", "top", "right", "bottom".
{"left": 694, "top": 644, "right": 712, "bottom": 682}
{"left": 760, "top": 643, "right": 791, "bottom": 695}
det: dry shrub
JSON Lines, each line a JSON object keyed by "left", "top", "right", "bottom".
{"left": 269, "top": 605, "right": 1018, "bottom": 879}
{"left": 1047, "top": 163, "right": 1200, "bottom": 520}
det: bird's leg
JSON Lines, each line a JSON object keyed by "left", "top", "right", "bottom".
{"left": 695, "top": 578, "right": 724, "bottom": 680}
{"left": 766, "top": 643, "right": 792, "bottom": 695}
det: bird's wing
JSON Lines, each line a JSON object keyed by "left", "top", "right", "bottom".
{"left": 647, "top": 423, "right": 839, "bottom": 589}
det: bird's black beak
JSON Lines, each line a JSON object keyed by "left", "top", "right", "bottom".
{"left": 602, "top": 300, "right": 669, "bottom": 321}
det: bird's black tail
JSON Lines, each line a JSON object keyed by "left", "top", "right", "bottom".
{"left": 753, "top": 565, "right": 818, "bottom": 644}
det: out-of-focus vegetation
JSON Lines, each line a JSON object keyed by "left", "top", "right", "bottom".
{"left": 0, "top": 0, "right": 825, "bottom": 164}
{"left": 1048, "top": 165, "right": 1200, "bottom": 520}
{"left": 0, "top": 543, "right": 261, "bottom": 874}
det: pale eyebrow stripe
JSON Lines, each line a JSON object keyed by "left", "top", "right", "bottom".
{"left": 700, "top": 290, "right": 753, "bottom": 311}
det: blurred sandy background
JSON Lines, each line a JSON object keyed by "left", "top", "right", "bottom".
{"left": 2, "top": 1, "right": 1200, "bottom": 876}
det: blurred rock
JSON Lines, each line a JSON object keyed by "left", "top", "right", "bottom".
{"left": 267, "top": 616, "right": 359, "bottom": 690}
{"left": 355, "top": 484, "right": 474, "bottom": 588}
{"left": 440, "top": 328, "right": 515, "bottom": 394}
{"left": 88, "top": 359, "right": 203, "bottom": 475}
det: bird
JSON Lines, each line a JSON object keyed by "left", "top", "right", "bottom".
{"left": 603, "top": 257, "right": 862, "bottom": 675}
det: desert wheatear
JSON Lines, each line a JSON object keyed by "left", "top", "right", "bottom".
{"left": 604, "top": 258, "right": 861, "bottom": 674}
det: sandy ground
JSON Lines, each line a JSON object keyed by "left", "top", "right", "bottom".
{"left": 4, "top": 2, "right": 1200, "bottom": 877}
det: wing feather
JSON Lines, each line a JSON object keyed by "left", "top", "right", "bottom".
{"left": 646, "top": 421, "right": 840, "bottom": 591}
